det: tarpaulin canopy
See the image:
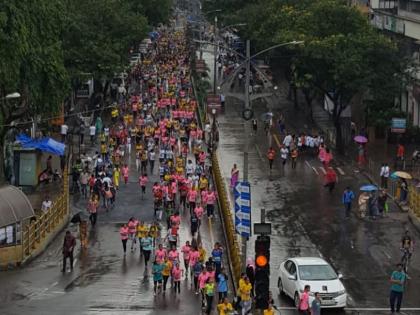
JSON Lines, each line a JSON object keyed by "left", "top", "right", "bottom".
{"left": 16, "top": 134, "right": 65, "bottom": 156}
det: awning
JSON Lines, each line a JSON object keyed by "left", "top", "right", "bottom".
{"left": 16, "top": 134, "right": 65, "bottom": 156}
{"left": 0, "top": 185, "right": 35, "bottom": 227}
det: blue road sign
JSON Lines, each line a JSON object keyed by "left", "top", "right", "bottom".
{"left": 234, "top": 181, "right": 251, "bottom": 237}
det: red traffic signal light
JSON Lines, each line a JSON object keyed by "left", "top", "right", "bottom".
{"left": 256, "top": 255, "right": 268, "bottom": 267}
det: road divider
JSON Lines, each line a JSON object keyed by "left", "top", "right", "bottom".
{"left": 212, "top": 153, "right": 241, "bottom": 293}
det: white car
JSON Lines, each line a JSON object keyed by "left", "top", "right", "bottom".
{"left": 278, "top": 257, "right": 347, "bottom": 309}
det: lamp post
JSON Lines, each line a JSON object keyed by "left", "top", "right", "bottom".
{"left": 211, "top": 108, "right": 217, "bottom": 153}
{"left": 213, "top": 15, "right": 218, "bottom": 94}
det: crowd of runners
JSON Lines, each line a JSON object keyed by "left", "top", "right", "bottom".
{"left": 69, "top": 25, "right": 246, "bottom": 314}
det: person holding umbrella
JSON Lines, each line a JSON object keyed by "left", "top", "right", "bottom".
{"left": 354, "top": 135, "right": 368, "bottom": 166}
{"left": 358, "top": 185, "right": 377, "bottom": 218}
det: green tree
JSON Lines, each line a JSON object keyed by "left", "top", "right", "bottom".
{"left": 0, "top": 0, "right": 69, "bottom": 182}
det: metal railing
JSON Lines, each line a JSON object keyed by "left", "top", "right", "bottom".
{"left": 212, "top": 154, "right": 242, "bottom": 287}
{"left": 21, "top": 170, "right": 69, "bottom": 259}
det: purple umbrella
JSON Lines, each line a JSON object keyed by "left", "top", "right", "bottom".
{"left": 354, "top": 135, "right": 368, "bottom": 143}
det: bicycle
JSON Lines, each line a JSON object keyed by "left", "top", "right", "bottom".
{"left": 400, "top": 247, "right": 412, "bottom": 276}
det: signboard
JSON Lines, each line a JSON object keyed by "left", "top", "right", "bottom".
{"left": 234, "top": 181, "right": 251, "bottom": 237}
{"left": 391, "top": 118, "right": 406, "bottom": 133}
{"left": 206, "top": 94, "right": 221, "bottom": 114}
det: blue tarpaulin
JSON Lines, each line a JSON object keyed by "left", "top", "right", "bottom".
{"left": 16, "top": 134, "right": 65, "bottom": 156}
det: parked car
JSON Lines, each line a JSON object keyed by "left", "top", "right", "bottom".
{"left": 278, "top": 257, "right": 347, "bottom": 309}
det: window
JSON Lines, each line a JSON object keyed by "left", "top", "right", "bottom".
{"left": 298, "top": 265, "right": 338, "bottom": 281}
{"left": 0, "top": 224, "right": 18, "bottom": 247}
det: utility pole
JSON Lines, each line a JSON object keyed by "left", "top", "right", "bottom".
{"left": 213, "top": 15, "right": 218, "bottom": 94}
{"left": 242, "top": 39, "right": 251, "bottom": 269}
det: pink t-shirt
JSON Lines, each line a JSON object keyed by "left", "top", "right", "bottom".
{"left": 194, "top": 206, "right": 204, "bottom": 219}
{"left": 188, "top": 190, "right": 197, "bottom": 202}
{"left": 155, "top": 249, "right": 166, "bottom": 263}
{"left": 139, "top": 176, "right": 148, "bottom": 186}
{"left": 299, "top": 292, "right": 310, "bottom": 310}
{"left": 206, "top": 192, "right": 216, "bottom": 205}
{"left": 181, "top": 245, "right": 191, "bottom": 260}
{"left": 198, "top": 272, "right": 209, "bottom": 289}
{"left": 189, "top": 250, "right": 199, "bottom": 266}
{"left": 171, "top": 215, "right": 181, "bottom": 227}
{"left": 168, "top": 250, "right": 179, "bottom": 263}
{"left": 172, "top": 267, "right": 182, "bottom": 281}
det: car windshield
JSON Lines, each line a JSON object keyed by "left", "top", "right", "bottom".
{"left": 299, "top": 265, "right": 337, "bottom": 281}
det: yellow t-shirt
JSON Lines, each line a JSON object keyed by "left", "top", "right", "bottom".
{"left": 240, "top": 282, "right": 252, "bottom": 301}
{"left": 199, "top": 247, "right": 206, "bottom": 262}
{"left": 137, "top": 224, "right": 149, "bottom": 238}
{"left": 263, "top": 309, "right": 274, "bottom": 315}
{"left": 217, "top": 302, "right": 233, "bottom": 315}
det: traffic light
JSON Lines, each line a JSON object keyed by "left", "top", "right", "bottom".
{"left": 255, "top": 235, "right": 270, "bottom": 310}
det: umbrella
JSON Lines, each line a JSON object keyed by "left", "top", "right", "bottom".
{"left": 354, "top": 135, "right": 368, "bottom": 143}
{"left": 260, "top": 112, "right": 273, "bottom": 121}
{"left": 360, "top": 184, "right": 378, "bottom": 192}
{"left": 392, "top": 171, "right": 412, "bottom": 179}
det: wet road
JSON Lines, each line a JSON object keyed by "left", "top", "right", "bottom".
{"left": 0, "top": 146, "right": 229, "bottom": 315}
{"left": 216, "top": 97, "right": 420, "bottom": 314}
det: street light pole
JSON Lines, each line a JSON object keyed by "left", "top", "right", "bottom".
{"left": 241, "top": 39, "right": 251, "bottom": 269}
{"left": 213, "top": 15, "right": 218, "bottom": 94}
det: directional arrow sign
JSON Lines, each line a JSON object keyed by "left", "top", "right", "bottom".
{"left": 234, "top": 181, "right": 251, "bottom": 237}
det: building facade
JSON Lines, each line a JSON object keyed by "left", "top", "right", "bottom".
{"left": 370, "top": 0, "right": 420, "bottom": 127}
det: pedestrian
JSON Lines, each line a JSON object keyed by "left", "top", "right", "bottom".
{"left": 378, "top": 189, "right": 388, "bottom": 217}
{"left": 311, "top": 292, "right": 321, "bottom": 315}
{"left": 141, "top": 232, "right": 154, "bottom": 268}
{"left": 324, "top": 167, "right": 337, "bottom": 193}
{"left": 217, "top": 267, "right": 228, "bottom": 302}
{"left": 113, "top": 166, "right": 120, "bottom": 190}
{"left": 342, "top": 186, "right": 355, "bottom": 218}
{"left": 217, "top": 297, "right": 233, "bottom": 315}
{"left": 239, "top": 276, "right": 252, "bottom": 315}
{"left": 206, "top": 189, "right": 216, "bottom": 218}
{"left": 41, "top": 195, "right": 52, "bottom": 213}
{"left": 212, "top": 243, "right": 223, "bottom": 276}
{"left": 267, "top": 147, "right": 275, "bottom": 170}
{"left": 80, "top": 170, "right": 89, "bottom": 198}
{"left": 205, "top": 278, "right": 215, "bottom": 314}
{"left": 89, "top": 124, "right": 96, "bottom": 144}
{"left": 181, "top": 241, "right": 191, "bottom": 277}
{"left": 60, "top": 123, "right": 68, "bottom": 143}
{"left": 155, "top": 243, "right": 167, "bottom": 263}
{"left": 152, "top": 259, "right": 164, "bottom": 296}
{"left": 199, "top": 267, "right": 209, "bottom": 308}
{"left": 358, "top": 191, "right": 369, "bottom": 218}
{"left": 245, "top": 258, "right": 255, "bottom": 296}
{"left": 122, "top": 164, "right": 129, "bottom": 185}
{"left": 191, "top": 213, "right": 199, "bottom": 236}
{"left": 127, "top": 217, "right": 138, "bottom": 252}
{"left": 230, "top": 164, "right": 239, "bottom": 189}
{"left": 395, "top": 143, "right": 405, "bottom": 168}
{"left": 252, "top": 118, "right": 257, "bottom": 134}
{"left": 399, "top": 179, "right": 408, "bottom": 204}
{"left": 298, "top": 284, "right": 311, "bottom": 315}
{"left": 162, "top": 256, "right": 172, "bottom": 294}
{"left": 380, "top": 163, "right": 390, "bottom": 188}
{"left": 291, "top": 148, "right": 298, "bottom": 169}
{"left": 119, "top": 224, "right": 129, "bottom": 255}
{"left": 280, "top": 145, "right": 288, "bottom": 167}
{"left": 389, "top": 263, "right": 406, "bottom": 313}
{"left": 172, "top": 262, "right": 183, "bottom": 294}
{"left": 62, "top": 230, "right": 76, "bottom": 273}
{"left": 192, "top": 260, "right": 202, "bottom": 294}
{"left": 87, "top": 195, "right": 98, "bottom": 227}
{"left": 137, "top": 221, "right": 148, "bottom": 254}
{"left": 139, "top": 173, "right": 148, "bottom": 198}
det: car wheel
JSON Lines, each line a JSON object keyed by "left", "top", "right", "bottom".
{"left": 278, "top": 278, "right": 284, "bottom": 295}
{"left": 294, "top": 292, "right": 300, "bottom": 308}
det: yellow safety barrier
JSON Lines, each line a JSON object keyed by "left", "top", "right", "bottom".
{"left": 212, "top": 154, "right": 242, "bottom": 289}
{"left": 409, "top": 187, "right": 420, "bottom": 217}
{"left": 21, "top": 170, "right": 70, "bottom": 262}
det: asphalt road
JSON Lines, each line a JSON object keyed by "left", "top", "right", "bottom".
{"left": 0, "top": 139, "right": 230, "bottom": 315}
{"left": 216, "top": 97, "right": 420, "bottom": 315}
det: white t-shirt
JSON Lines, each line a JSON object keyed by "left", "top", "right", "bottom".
{"left": 60, "top": 124, "right": 68, "bottom": 135}
{"left": 280, "top": 148, "right": 289, "bottom": 160}
{"left": 89, "top": 126, "right": 96, "bottom": 136}
{"left": 283, "top": 135, "right": 292, "bottom": 147}
{"left": 104, "top": 127, "right": 110, "bottom": 136}
{"left": 41, "top": 200, "right": 52, "bottom": 212}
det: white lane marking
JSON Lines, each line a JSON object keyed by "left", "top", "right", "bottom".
{"left": 305, "top": 160, "right": 311, "bottom": 169}
{"left": 383, "top": 250, "right": 391, "bottom": 259}
{"left": 255, "top": 144, "right": 263, "bottom": 160}
{"left": 312, "top": 167, "right": 319, "bottom": 175}
{"left": 319, "top": 166, "right": 326, "bottom": 175}
{"left": 72, "top": 258, "right": 78, "bottom": 268}
{"left": 337, "top": 167, "right": 345, "bottom": 175}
